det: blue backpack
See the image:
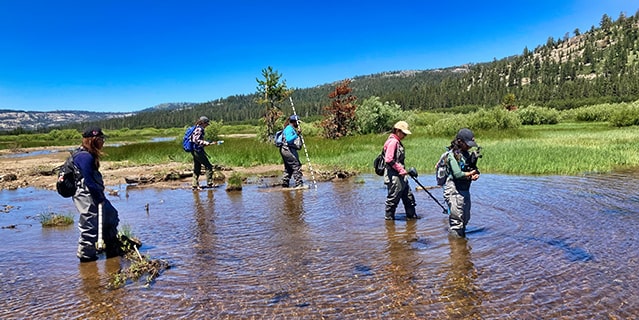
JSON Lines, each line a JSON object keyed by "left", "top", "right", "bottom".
{"left": 183, "top": 126, "right": 197, "bottom": 152}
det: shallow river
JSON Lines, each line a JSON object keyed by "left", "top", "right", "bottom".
{"left": 1, "top": 172, "right": 638, "bottom": 319}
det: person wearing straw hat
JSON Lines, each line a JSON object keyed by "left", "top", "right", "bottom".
{"left": 383, "top": 121, "right": 418, "bottom": 220}
{"left": 72, "top": 127, "right": 121, "bottom": 262}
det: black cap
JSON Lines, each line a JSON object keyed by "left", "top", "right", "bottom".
{"left": 82, "top": 127, "right": 106, "bottom": 138}
{"left": 456, "top": 128, "right": 477, "bottom": 147}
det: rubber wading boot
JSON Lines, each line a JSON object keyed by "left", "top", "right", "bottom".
{"left": 192, "top": 175, "right": 200, "bottom": 189}
{"left": 79, "top": 256, "right": 98, "bottom": 263}
{"left": 448, "top": 228, "right": 466, "bottom": 239}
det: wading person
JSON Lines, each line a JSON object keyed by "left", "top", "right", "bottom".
{"left": 72, "top": 127, "right": 121, "bottom": 262}
{"left": 383, "top": 121, "right": 418, "bottom": 220}
{"left": 189, "top": 116, "right": 218, "bottom": 190}
{"left": 279, "top": 115, "right": 304, "bottom": 188}
{"left": 442, "top": 128, "right": 480, "bottom": 238}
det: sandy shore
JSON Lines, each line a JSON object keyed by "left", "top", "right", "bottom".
{"left": 0, "top": 146, "right": 317, "bottom": 191}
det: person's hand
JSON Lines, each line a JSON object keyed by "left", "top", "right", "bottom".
{"left": 407, "top": 167, "right": 418, "bottom": 178}
{"left": 470, "top": 173, "right": 480, "bottom": 181}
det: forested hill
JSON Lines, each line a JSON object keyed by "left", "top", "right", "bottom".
{"left": 47, "top": 11, "right": 639, "bottom": 131}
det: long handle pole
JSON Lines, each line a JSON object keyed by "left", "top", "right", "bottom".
{"left": 96, "top": 202, "right": 105, "bottom": 251}
{"left": 289, "top": 96, "right": 317, "bottom": 190}
{"left": 410, "top": 176, "right": 447, "bottom": 214}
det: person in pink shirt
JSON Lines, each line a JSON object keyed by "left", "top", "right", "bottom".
{"left": 383, "top": 121, "right": 418, "bottom": 220}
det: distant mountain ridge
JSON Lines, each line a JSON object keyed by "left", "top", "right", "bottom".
{"left": 0, "top": 103, "right": 197, "bottom": 131}
{"left": 0, "top": 110, "right": 132, "bottom": 131}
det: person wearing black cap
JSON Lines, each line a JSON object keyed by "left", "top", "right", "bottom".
{"left": 279, "top": 115, "right": 304, "bottom": 188}
{"left": 190, "top": 116, "right": 218, "bottom": 190}
{"left": 72, "top": 127, "right": 121, "bottom": 262}
{"left": 442, "top": 128, "right": 481, "bottom": 238}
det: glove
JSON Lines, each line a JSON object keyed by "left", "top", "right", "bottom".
{"left": 408, "top": 167, "right": 418, "bottom": 178}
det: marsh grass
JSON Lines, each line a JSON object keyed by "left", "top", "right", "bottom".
{"left": 39, "top": 211, "right": 74, "bottom": 227}
{"left": 226, "top": 172, "right": 243, "bottom": 191}
{"left": 99, "top": 122, "right": 639, "bottom": 176}
{"left": 108, "top": 224, "right": 169, "bottom": 289}
{"left": 2, "top": 109, "right": 638, "bottom": 176}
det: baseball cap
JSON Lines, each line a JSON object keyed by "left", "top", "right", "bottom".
{"left": 199, "top": 116, "right": 210, "bottom": 124}
{"left": 289, "top": 115, "right": 300, "bottom": 122}
{"left": 82, "top": 126, "right": 106, "bottom": 138}
{"left": 456, "top": 128, "right": 478, "bottom": 147}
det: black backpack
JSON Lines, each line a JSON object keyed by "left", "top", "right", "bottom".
{"left": 373, "top": 149, "right": 385, "bottom": 176}
{"left": 56, "top": 150, "right": 84, "bottom": 198}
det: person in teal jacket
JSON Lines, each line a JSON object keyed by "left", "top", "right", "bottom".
{"left": 279, "top": 115, "right": 304, "bottom": 188}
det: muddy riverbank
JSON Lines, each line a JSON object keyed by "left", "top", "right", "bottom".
{"left": 0, "top": 146, "right": 353, "bottom": 191}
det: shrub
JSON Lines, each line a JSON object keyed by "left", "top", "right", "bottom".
{"left": 355, "top": 96, "right": 404, "bottom": 134}
{"left": 609, "top": 101, "right": 639, "bottom": 127}
{"left": 561, "top": 104, "right": 614, "bottom": 122}
{"left": 516, "top": 105, "right": 560, "bottom": 125}
{"left": 423, "top": 106, "right": 521, "bottom": 136}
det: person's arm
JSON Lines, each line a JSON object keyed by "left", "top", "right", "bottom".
{"left": 448, "top": 152, "right": 477, "bottom": 180}
{"left": 73, "top": 152, "right": 106, "bottom": 203}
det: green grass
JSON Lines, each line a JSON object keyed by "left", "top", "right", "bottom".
{"left": 96, "top": 122, "right": 639, "bottom": 176}
{"left": 39, "top": 211, "right": 74, "bottom": 227}
{"left": 2, "top": 117, "right": 639, "bottom": 176}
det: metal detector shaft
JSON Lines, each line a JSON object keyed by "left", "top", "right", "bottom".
{"left": 96, "top": 202, "right": 105, "bottom": 251}
{"left": 410, "top": 176, "right": 447, "bottom": 213}
{"left": 289, "top": 96, "right": 317, "bottom": 190}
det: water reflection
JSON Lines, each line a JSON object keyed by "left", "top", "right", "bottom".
{"left": 77, "top": 258, "right": 123, "bottom": 318}
{"left": 192, "top": 190, "right": 216, "bottom": 258}
{"left": 442, "top": 238, "right": 483, "bottom": 319}
{"left": 384, "top": 220, "right": 420, "bottom": 314}
{"left": 2, "top": 173, "right": 639, "bottom": 318}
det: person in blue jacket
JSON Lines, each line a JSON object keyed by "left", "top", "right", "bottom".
{"left": 279, "top": 115, "right": 304, "bottom": 188}
{"left": 72, "top": 127, "right": 121, "bottom": 262}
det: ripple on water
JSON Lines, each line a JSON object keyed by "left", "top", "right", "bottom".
{"left": 2, "top": 173, "right": 639, "bottom": 318}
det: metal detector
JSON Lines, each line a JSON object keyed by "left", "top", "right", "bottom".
{"left": 409, "top": 175, "right": 448, "bottom": 215}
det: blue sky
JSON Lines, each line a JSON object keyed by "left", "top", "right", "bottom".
{"left": 0, "top": 1, "right": 636, "bottom": 112}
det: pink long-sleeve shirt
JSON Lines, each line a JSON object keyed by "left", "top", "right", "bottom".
{"left": 383, "top": 133, "right": 407, "bottom": 175}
